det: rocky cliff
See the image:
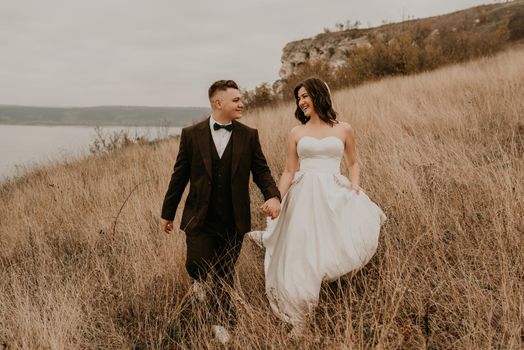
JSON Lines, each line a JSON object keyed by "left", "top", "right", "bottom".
{"left": 276, "top": 1, "right": 524, "bottom": 91}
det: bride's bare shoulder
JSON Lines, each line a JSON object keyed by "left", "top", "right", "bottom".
{"left": 289, "top": 125, "right": 304, "bottom": 137}
{"left": 335, "top": 122, "right": 355, "bottom": 146}
{"left": 337, "top": 121, "right": 355, "bottom": 135}
{"left": 337, "top": 121, "right": 352, "bottom": 130}
{"left": 286, "top": 125, "right": 305, "bottom": 146}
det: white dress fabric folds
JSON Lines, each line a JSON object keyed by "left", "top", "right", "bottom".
{"left": 248, "top": 136, "right": 387, "bottom": 325}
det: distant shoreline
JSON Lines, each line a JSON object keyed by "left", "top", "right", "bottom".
{"left": 0, "top": 124, "right": 182, "bottom": 181}
{"left": 0, "top": 122, "right": 190, "bottom": 127}
{"left": 0, "top": 105, "right": 210, "bottom": 127}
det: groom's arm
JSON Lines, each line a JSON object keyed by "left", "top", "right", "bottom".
{"left": 161, "top": 128, "right": 191, "bottom": 221}
{"left": 250, "top": 129, "right": 281, "bottom": 202}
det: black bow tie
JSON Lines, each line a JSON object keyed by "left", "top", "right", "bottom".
{"left": 213, "top": 122, "right": 234, "bottom": 132}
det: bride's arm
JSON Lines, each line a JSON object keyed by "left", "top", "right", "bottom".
{"left": 342, "top": 123, "right": 361, "bottom": 193}
{"left": 278, "top": 128, "right": 300, "bottom": 198}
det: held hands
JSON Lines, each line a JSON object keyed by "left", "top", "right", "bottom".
{"left": 162, "top": 198, "right": 282, "bottom": 232}
{"left": 161, "top": 218, "right": 174, "bottom": 234}
{"left": 260, "top": 197, "right": 281, "bottom": 219}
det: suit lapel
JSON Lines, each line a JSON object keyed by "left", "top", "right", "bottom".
{"left": 196, "top": 117, "right": 213, "bottom": 179}
{"left": 231, "top": 120, "right": 246, "bottom": 177}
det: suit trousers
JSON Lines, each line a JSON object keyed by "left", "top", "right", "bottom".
{"left": 185, "top": 224, "right": 243, "bottom": 324}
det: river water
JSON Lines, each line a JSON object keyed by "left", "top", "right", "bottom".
{"left": 0, "top": 125, "right": 182, "bottom": 181}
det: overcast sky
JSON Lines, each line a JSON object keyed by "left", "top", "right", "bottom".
{"left": 0, "top": 0, "right": 504, "bottom": 107}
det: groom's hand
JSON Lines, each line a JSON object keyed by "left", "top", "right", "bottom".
{"left": 261, "top": 197, "right": 281, "bottom": 219}
{"left": 161, "top": 218, "right": 174, "bottom": 234}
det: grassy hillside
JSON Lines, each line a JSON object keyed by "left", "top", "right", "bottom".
{"left": 0, "top": 47, "right": 522, "bottom": 349}
{"left": 0, "top": 105, "right": 210, "bottom": 126}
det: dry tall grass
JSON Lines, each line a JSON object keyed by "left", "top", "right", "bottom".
{"left": 1, "top": 48, "right": 523, "bottom": 349}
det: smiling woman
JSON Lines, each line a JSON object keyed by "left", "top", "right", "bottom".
{"left": 294, "top": 77, "right": 338, "bottom": 125}
{"left": 247, "top": 77, "right": 387, "bottom": 336}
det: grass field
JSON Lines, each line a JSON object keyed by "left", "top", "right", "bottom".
{"left": 0, "top": 47, "right": 522, "bottom": 349}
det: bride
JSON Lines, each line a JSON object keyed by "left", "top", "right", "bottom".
{"left": 249, "top": 77, "right": 387, "bottom": 334}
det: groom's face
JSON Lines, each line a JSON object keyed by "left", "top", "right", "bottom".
{"left": 217, "top": 88, "right": 244, "bottom": 120}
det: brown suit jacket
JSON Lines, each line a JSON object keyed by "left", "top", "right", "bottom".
{"left": 161, "top": 117, "right": 280, "bottom": 235}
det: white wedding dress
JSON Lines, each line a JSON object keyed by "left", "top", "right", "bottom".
{"left": 248, "top": 136, "right": 387, "bottom": 326}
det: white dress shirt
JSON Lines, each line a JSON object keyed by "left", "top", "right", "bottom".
{"left": 209, "top": 115, "right": 233, "bottom": 158}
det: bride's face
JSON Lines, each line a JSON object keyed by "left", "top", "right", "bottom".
{"left": 297, "top": 87, "right": 317, "bottom": 117}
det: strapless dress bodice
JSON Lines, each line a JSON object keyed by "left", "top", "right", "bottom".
{"left": 297, "top": 136, "right": 344, "bottom": 174}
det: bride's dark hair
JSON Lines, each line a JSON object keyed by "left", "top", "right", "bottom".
{"left": 293, "top": 77, "right": 338, "bottom": 125}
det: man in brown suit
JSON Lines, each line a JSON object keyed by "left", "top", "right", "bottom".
{"left": 160, "top": 80, "right": 280, "bottom": 343}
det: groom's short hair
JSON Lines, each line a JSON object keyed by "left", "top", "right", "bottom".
{"left": 208, "top": 80, "right": 239, "bottom": 99}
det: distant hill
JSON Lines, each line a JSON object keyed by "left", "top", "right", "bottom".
{"left": 0, "top": 105, "right": 210, "bottom": 126}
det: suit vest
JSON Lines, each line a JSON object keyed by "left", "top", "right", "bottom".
{"left": 203, "top": 131, "right": 235, "bottom": 232}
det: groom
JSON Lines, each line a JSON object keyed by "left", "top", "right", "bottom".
{"left": 160, "top": 80, "right": 281, "bottom": 341}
